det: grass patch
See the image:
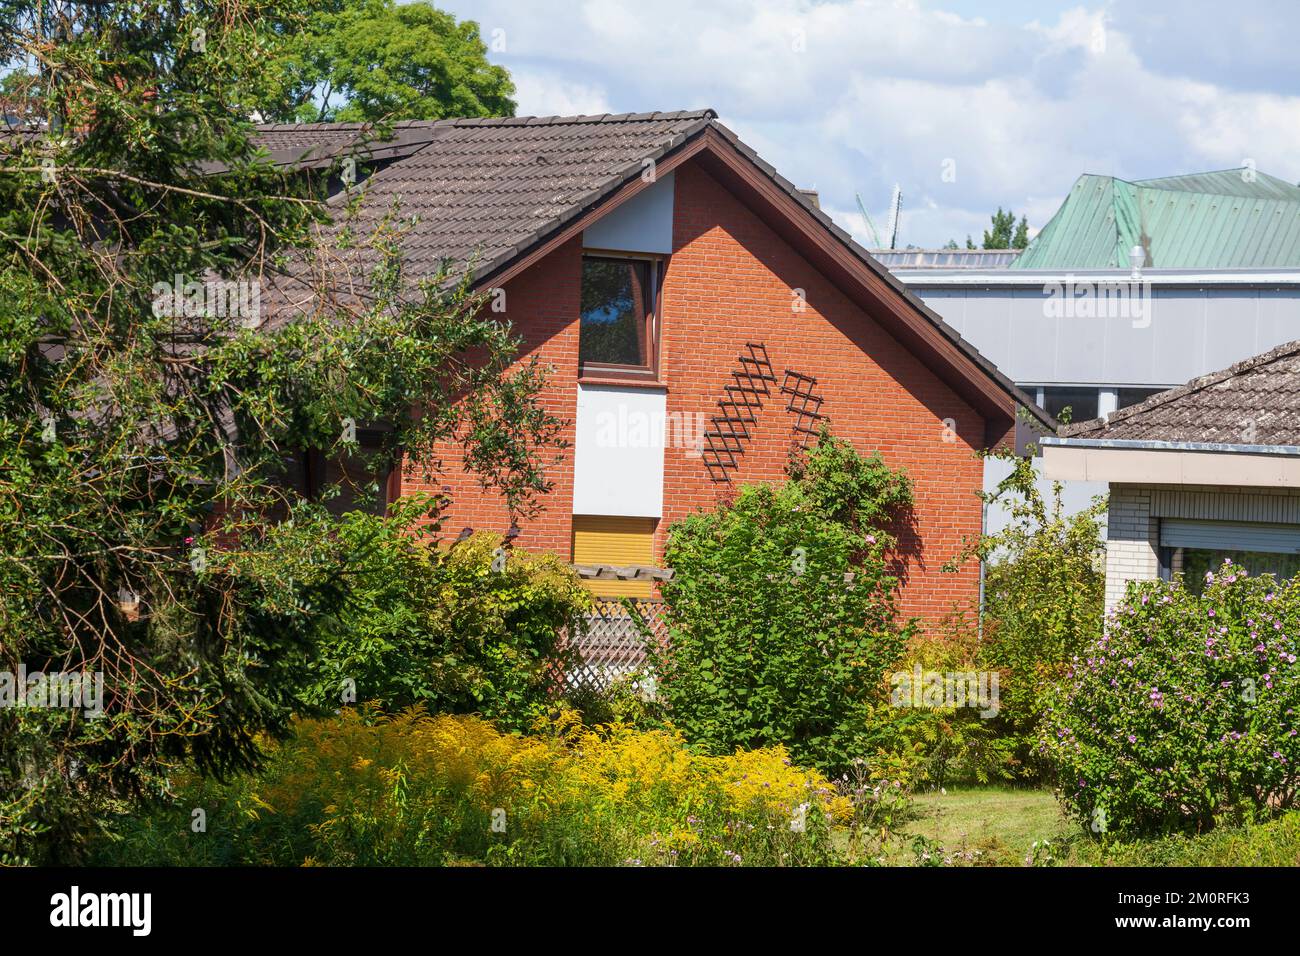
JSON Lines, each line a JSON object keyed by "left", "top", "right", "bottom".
{"left": 891, "top": 787, "right": 1072, "bottom": 865}
{"left": 904, "top": 787, "right": 1300, "bottom": 867}
{"left": 1067, "top": 812, "right": 1300, "bottom": 867}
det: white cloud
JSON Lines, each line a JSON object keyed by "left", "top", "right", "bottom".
{"left": 510, "top": 69, "right": 613, "bottom": 117}
{"left": 445, "top": 0, "right": 1300, "bottom": 247}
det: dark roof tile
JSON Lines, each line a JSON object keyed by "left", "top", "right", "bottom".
{"left": 248, "top": 109, "right": 1043, "bottom": 426}
{"left": 1061, "top": 339, "right": 1300, "bottom": 446}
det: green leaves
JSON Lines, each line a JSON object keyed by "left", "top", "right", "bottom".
{"left": 291, "top": 515, "right": 588, "bottom": 728}
{"left": 0, "top": 1, "right": 552, "bottom": 863}
{"left": 961, "top": 448, "right": 1107, "bottom": 778}
{"left": 650, "top": 434, "right": 915, "bottom": 774}
{"left": 256, "top": 0, "right": 516, "bottom": 123}
{"left": 1040, "top": 565, "right": 1300, "bottom": 836}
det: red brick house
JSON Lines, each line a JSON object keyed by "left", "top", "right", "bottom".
{"left": 262, "top": 110, "right": 1048, "bottom": 626}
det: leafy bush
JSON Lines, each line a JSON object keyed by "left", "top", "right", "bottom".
{"left": 945, "top": 450, "right": 1106, "bottom": 780}
{"left": 1039, "top": 562, "right": 1300, "bottom": 836}
{"left": 881, "top": 618, "right": 1017, "bottom": 789}
{"left": 93, "top": 708, "right": 859, "bottom": 867}
{"left": 650, "top": 433, "right": 915, "bottom": 775}
{"left": 294, "top": 505, "right": 590, "bottom": 732}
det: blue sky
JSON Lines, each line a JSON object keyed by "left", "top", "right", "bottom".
{"left": 440, "top": 0, "right": 1300, "bottom": 248}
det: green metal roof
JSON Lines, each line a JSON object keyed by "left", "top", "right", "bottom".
{"left": 1012, "top": 168, "right": 1300, "bottom": 269}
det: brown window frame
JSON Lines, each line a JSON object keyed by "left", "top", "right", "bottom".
{"left": 578, "top": 250, "right": 663, "bottom": 386}
{"left": 300, "top": 426, "right": 398, "bottom": 517}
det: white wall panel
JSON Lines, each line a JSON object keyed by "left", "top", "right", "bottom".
{"left": 912, "top": 284, "right": 1300, "bottom": 386}
{"left": 582, "top": 172, "right": 674, "bottom": 255}
{"left": 571, "top": 385, "right": 666, "bottom": 518}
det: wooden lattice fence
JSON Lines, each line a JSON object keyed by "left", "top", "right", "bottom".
{"left": 557, "top": 597, "right": 668, "bottom": 695}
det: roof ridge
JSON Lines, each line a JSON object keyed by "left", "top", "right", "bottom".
{"left": 257, "top": 109, "right": 718, "bottom": 134}
{"left": 1136, "top": 166, "right": 1251, "bottom": 185}
{"left": 1062, "top": 168, "right": 1300, "bottom": 195}
{"left": 1060, "top": 337, "right": 1300, "bottom": 437}
{"left": 1136, "top": 166, "right": 1300, "bottom": 188}
{"left": 439, "top": 109, "right": 718, "bottom": 127}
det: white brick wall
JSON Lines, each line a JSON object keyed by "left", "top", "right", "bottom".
{"left": 1104, "top": 485, "right": 1159, "bottom": 615}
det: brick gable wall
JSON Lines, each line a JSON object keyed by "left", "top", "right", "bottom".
{"left": 400, "top": 158, "right": 989, "bottom": 628}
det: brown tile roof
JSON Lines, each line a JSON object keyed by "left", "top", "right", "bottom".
{"left": 249, "top": 110, "right": 1048, "bottom": 429}
{"left": 1059, "top": 339, "right": 1300, "bottom": 446}
{"left": 255, "top": 111, "right": 716, "bottom": 284}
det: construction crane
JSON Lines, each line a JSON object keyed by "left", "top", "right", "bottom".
{"left": 855, "top": 184, "right": 903, "bottom": 249}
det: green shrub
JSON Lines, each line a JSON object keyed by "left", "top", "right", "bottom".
{"left": 946, "top": 450, "right": 1106, "bottom": 780}
{"left": 650, "top": 433, "right": 915, "bottom": 775}
{"left": 1039, "top": 562, "right": 1300, "bottom": 836}
{"left": 296, "top": 502, "right": 590, "bottom": 731}
{"left": 882, "top": 619, "right": 1018, "bottom": 788}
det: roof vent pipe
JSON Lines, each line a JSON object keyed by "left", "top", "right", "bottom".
{"left": 1129, "top": 244, "right": 1146, "bottom": 279}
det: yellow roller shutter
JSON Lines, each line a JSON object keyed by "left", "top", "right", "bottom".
{"left": 571, "top": 515, "right": 657, "bottom": 597}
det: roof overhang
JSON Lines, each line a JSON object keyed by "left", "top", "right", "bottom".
{"left": 475, "top": 123, "right": 1051, "bottom": 443}
{"left": 1042, "top": 436, "right": 1300, "bottom": 487}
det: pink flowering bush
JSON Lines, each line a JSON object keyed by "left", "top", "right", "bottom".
{"left": 1038, "top": 561, "right": 1300, "bottom": 836}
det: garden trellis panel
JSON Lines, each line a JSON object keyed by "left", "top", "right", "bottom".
{"left": 559, "top": 597, "right": 667, "bottom": 694}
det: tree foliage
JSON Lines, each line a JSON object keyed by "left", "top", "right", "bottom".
{"left": 0, "top": 1, "right": 558, "bottom": 862}
{"left": 981, "top": 207, "right": 1029, "bottom": 250}
{"left": 257, "top": 0, "right": 515, "bottom": 123}
{"left": 945, "top": 447, "right": 1107, "bottom": 778}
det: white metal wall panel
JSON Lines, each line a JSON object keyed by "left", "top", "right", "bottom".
{"left": 912, "top": 285, "right": 1300, "bottom": 386}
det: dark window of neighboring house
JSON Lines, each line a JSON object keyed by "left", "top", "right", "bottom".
{"left": 1042, "top": 386, "right": 1099, "bottom": 425}
{"left": 579, "top": 255, "right": 657, "bottom": 375}
{"left": 293, "top": 428, "right": 395, "bottom": 517}
{"left": 1117, "top": 386, "right": 1168, "bottom": 410}
{"left": 1181, "top": 548, "right": 1300, "bottom": 595}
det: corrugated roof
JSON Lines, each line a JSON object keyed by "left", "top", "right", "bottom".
{"left": 871, "top": 248, "right": 1022, "bottom": 269}
{"left": 1013, "top": 168, "right": 1300, "bottom": 270}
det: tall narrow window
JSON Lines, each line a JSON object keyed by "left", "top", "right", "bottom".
{"left": 580, "top": 255, "right": 658, "bottom": 378}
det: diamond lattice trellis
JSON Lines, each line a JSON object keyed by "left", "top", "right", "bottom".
{"left": 557, "top": 597, "right": 668, "bottom": 694}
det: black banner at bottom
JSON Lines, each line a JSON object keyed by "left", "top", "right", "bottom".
{"left": 0, "top": 864, "right": 1277, "bottom": 942}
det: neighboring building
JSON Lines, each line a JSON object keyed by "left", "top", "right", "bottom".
{"left": 881, "top": 167, "right": 1300, "bottom": 533}
{"left": 1042, "top": 340, "right": 1300, "bottom": 613}
{"left": 869, "top": 249, "right": 1022, "bottom": 270}
{"left": 264, "top": 110, "right": 1048, "bottom": 625}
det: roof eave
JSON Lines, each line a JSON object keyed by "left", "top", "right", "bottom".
{"left": 1043, "top": 436, "right": 1300, "bottom": 456}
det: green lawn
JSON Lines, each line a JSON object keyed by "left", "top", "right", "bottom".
{"left": 893, "top": 787, "right": 1073, "bottom": 865}
{"left": 886, "top": 788, "right": 1300, "bottom": 866}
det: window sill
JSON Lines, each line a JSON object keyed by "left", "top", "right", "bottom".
{"left": 579, "top": 372, "right": 667, "bottom": 390}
